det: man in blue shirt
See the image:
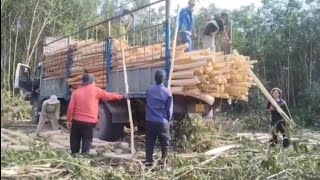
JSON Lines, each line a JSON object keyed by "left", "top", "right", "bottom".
{"left": 178, "top": 0, "right": 196, "bottom": 52}
{"left": 145, "top": 70, "right": 173, "bottom": 166}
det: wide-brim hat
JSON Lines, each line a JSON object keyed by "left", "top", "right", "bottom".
{"left": 47, "top": 95, "right": 60, "bottom": 104}
{"left": 270, "top": 87, "right": 282, "bottom": 97}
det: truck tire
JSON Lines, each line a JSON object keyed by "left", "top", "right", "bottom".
{"left": 93, "top": 104, "right": 124, "bottom": 142}
{"left": 31, "top": 100, "right": 41, "bottom": 124}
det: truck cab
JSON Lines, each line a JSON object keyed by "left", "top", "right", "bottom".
{"left": 14, "top": 63, "right": 43, "bottom": 122}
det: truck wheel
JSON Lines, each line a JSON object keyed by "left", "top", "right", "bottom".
{"left": 31, "top": 100, "right": 40, "bottom": 124}
{"left": 137, "top": 125, "right": 145, "bottom": 133}
{"left": 93, "top": 104, "right": 124, "bottom": 142}
{"left": 173, "top": 113, "right": 187, "bottom": 121}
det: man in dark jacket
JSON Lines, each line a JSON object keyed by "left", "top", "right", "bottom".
{"left": 145, "top": 70, "right": 173, "bottom": 166}
{"left": 202, "top": 13, "right": 232, "bottom": 52}
{"left": 267, "top": 88, "right": 291, "bottom": 148}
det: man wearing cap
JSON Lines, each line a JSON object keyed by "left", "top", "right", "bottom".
{"left": 67, "top": 73, "right": 128, "bottom": 154}
{"left": 202, "top": 13, "right": 232, "bottom": 52}
{"left": 178, "top": 0, "right": 196, "bottom": 52}
{"left": 145, "top": 70, "right": 173, "bottom": 166}
{"left": 36, "top": 95, "right": 61, "bottom": 136}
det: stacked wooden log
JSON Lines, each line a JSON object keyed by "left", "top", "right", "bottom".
{"left": 171, "top": 44, "right": 257, "bottom": 102}
{"left": 111, "top": 42, "right": 166, "bottom": 70}
{"left": 67, "top": 39, "right": 166, "bottom": 90}
{"left": 42, "top": 41, "right": 77, "bottom": 80}
{"left": 68, "top": 39, "right": 106, "bottom": 90}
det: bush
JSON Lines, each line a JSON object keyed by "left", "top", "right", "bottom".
{"left": 236, "top": 111, "right": 270, "bottom": 132}
{"left": 295, "top": 82, "right": 320, "bottom": 127}
{"left": 1, "top": 91, "right": 31, "bottom": 123}
{"left": 171, "top": 114, "right": 220, "bottom": 153}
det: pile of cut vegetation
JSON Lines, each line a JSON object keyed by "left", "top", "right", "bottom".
{"left": 1, "top": 91, "right": 31, "bottom": 123}
{"left": 1, "top": 114, "right": 319, "bottom": 179}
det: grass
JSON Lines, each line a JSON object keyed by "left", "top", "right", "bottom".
{"left": 1, "top": 90, "right": 31, "bottom": 123}
{"left": 1, "top": 95, "right": 320, "bottom": 179}
{"left": 2, "top": 116, "right": 320, "bottom": 179}
{"left": 1, "top": 134, "right": 319, "bottom": 179}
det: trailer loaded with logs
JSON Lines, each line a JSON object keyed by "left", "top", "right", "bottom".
{"left": 13, "top": 0, "right": 258, "bottom": 142}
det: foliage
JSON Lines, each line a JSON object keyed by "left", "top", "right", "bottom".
{"left": 1, "top": 144, "right": 110, "bottom": 179}
{"left": 231, "top": 0, "right": 320, "bottom": 109}
{"left": 168, "top": 142, "right": 320, "bottom": 180}
{"left": 294, "top": 81, "right": 320, "bottom": 127}
{"left": 1, "top": 91, "right": 31, "bottom": 122}
{"left": 171, "top": 114, "right": 220, "bottom": 153}
{"left": 1, "top": 0, "right": 99, "bottom": 91}
{"left": 235, "top": 111, "right": 270, "bottom": 132}
{"left": 2, "top": 130, "right": 319, "bottom": 179}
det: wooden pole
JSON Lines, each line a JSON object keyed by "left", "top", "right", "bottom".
{"left": 229, "top": 20, "right": 233, "bottom": 54}
{"left": 167, "top": 6, "right": 180, "bottom": 89}
{"left": 120, "top": 39, "right": 135, "bottom": 156}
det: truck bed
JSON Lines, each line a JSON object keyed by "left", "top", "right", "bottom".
{"left": 108, "top": 66, "right": 163, "bottom": 97}
{"left": 40, "top": 79, "right": 69, "bottom": 100}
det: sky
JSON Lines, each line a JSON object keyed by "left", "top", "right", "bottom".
{"left": 170, "top": 0, "right": 262, "bottom": 14}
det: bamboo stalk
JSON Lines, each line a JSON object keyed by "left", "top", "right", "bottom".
{"left": 173, "top": 61, "right": 208, "bottom": 71}
{"left": 170, "top": 86, "right": 184, "bottom": 93}
{"left": 171, "top": 77, "right": 201, "bottom": 86}
{"left": 172, "top": 69, "right": 195, "bottom": 79}
{"left": 120, "top": 39, "right": 135, "bottom": 156}
{"left": 167, "top": 5, "right": 180, "bottom": 89}
{"left": 173, "top": 93, "right": 215, "bottom": 105}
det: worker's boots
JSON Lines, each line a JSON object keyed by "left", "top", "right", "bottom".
{"left": 283, "top": 137, "right": 290, "bottom": 148}
{"left": 157, "top": 149, "right": 169, "bottom": 165}
{"left": 269, "top": 137, "right": 290, "bottom": 148}
{"left": 269, "top": 135, "right": 279, "bottom": 148}
{"left": 162, "top": 149, "right": 168, "bottom": 159}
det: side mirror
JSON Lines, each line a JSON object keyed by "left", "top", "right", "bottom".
{"left": 14, "top": 63, "right": 32, "bottom": 92}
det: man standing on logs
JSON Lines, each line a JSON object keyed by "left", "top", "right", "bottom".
{"left": 109, "top": 8, "right": 133, "bottom": 41}
{"left": 202, "top": 13, "right": 232, "bottom": 52}
{"left": 67, "top": 73, "right": 128, "bottom": 154}
{"left": 145, "top": 70, "right": 173, "bottom": 166}
{"left": 36, "top": 95, "right": 61, "bottom": 137}
{"left": 178, "top": 0, "right": 196, "bottom": 52}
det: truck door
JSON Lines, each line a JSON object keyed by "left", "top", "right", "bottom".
{"left": 14, "top": 63, "right": 32, "bottom": 92}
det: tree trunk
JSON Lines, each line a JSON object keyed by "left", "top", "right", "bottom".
{"left": 12, "top": 15, "right": 21, "bottom": 95}
{"left": 7, "top": 15, "right": 12, "bottom": 92}
{"left": 26, "top": 0, "right": 40, "bottom": 64}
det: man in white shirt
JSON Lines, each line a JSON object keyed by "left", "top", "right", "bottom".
{"left": 36, "top": 95, "right": 60, "bottom": 136}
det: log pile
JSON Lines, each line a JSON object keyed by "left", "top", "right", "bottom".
{"left": 68, "top": 39, "right": 106, "bottom": 90}
{"left": 42, "top": 38, "right": 77, "bottom": 78}
{"left": 171, "top": 44, "right": 257, "bottom": 102}
{"left": 43, "top": 37, "right": 256, "bottom": 102}
{"left": 67, "top": 39, "right": 166, "bottom": 90}
{"left": 42, "top": 41, "right": 76, "bottom": 79}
